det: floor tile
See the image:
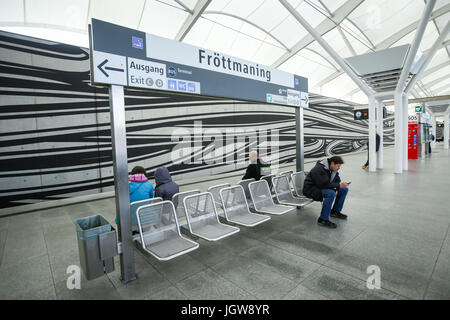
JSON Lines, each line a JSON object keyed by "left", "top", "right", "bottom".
{"left": 176, "top": 268, "right": 255, "bottom": 300}
{"left": 300, "top": 266, "right": 406, "bottom": 300}
{"left": 211, "top": 255, "right": 297, "bottom": 299}
{"left": 0, "top": 254, "right": 54, "bottom": 299}
{"left": 145, "top": 286, "right": 188, "bottom": 300}
{"left": 55, "top": 274, "right": 121, "bottom": 300}
{"left": 282, "top": 284, "right": 329, "bottom": 300}
{"left": 239, "top": 243, "right": 321, "bottom": 283}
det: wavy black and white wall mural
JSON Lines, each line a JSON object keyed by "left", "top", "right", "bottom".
{"left": 0, "top": 31, "right": 394, "bottom": 208}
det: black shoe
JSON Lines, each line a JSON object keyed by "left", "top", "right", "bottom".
{"left": 317, "top": 218, "right": 337, "bottom": 229}
{"left": 330, "top": 211, "right": 348, "bottom": 219}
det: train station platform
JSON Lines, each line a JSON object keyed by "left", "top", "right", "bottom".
{"left": 0, "top": 145, "right": 449, "bottom": 300}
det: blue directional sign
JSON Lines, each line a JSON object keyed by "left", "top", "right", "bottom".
{"left": 89, "top": 18, "right": 308, "bottom": 107}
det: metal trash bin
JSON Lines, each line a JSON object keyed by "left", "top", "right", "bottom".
{"left": 75, "top": 214, "right": 118, "bottom": 280}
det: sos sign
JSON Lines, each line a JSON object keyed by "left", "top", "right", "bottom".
{"left": 408, "top": 115, "right": 419, "bottom": 123}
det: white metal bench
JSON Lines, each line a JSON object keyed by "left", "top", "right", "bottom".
{"left": 260, "top": 174, "right": 275, "bottom": 193}
{"left": 135, "top": 201, "right": 199, "bottom": 261}
{"left": 292, "top": 171, "right": 309, "bottom": 198}
{"left": 129, "top": 197, "right": 163, "bottom": 234}
{"left": 220, "top": 185, "right": 271, "bottom": 227}
{"left": 248, "top": 180, "right": 294, "bottom": 215}
{"left": 237, "top": 178, "right": 255, "bottom": 199}
{"left": 183, "top": 192, "right": 240, "bottom": 241}
{"left": 172, "top": 190, "right": 201, "bottom": 224}
{"left": 207, "top": 183, "right": 232, "bottom": 217}
{"left": 273, "top": 175, "right": 313, "bottom": 207}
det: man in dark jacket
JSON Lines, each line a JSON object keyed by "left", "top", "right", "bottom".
{"left": 154, "top": 167, "right": 179, "bottom": 201}
{"left": 303, "top": 155, "right": 349, "bottom": 229}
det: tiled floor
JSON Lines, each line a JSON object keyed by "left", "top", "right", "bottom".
{"left": 1, "top": 145, "right": 449, "bottom": 300}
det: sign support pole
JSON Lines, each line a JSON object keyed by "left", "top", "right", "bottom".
{"left": 109, "top": 85, "right": 136, "bottom": 283}
{"left": 296, "top": 107, "right": 304, "bottom": 172}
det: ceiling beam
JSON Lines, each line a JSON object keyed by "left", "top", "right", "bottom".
{"left": 175, "top": 0, "right": 211, "bottom": 41}
{"left": 174, "top": 0, "right": 192, "bottom": 13}
{"left": 272, "top": 0, "right": 364, "bottom": 68}
{"left": 317, "top": 0, "right": 357, "bottom": 55}
{"left": 420, "top": 61, "right": 450, "bottom": 78}
{"left": 376, "top": 3, "right": 450, "bottom": 50}
{"left": 346, "top": 17, "right": 376, "bottom": 50}
{"left": 423, "top": 74, "right": 450, "bottom": 90}
{"left": 432, "top": 84, "right": 450, "bottom": 95}
{"left": 356, "top": 95, "right": 450, "bottom": 107}
{"left": 313, "top": 3, "right": 450, "bottom": 94}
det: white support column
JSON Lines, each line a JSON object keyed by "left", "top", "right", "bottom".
{"left": 445, "top": 111, "right": 450, "bottom": 150}
{"left": 368, "top": 96, "right": 377, "bottom": 172}
{"left": 431, "top": 114, "right": 436, "bottom": 149}
{"left": 394, "top": 91, "right": 403, "bottom": 173}
{"left": 376, "top": 100, "right": 384, "bottom": 169}
{"left": 393, "top": 0, "right": 435, "bottom": 173}
{"left": 402, "top": 94, "right": 409, "bottom": 171}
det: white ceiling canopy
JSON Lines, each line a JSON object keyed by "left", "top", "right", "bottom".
{"left": 0, "top": 0, "right": 449, "bottom": 106}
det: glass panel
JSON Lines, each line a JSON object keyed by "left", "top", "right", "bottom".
{"left": 434, "top": 11, "right": 449, "bottom": 31}
{"left": 247, "top": 0, "right": 293, "bottom": 34}
{"left": 139, "top": 0, "right": 189, "bottom": 39}
{"left": 252, "top": 42, "right": 287, "bottom": 67}
{"left": 319, "top": 0, "right": 348, "bottom": 14}
{"left": 270, "top": 14, "right": 308, "bottom": 49}
{"left": 295, "top": 0, "right": 329, "bottom": 29}
{"left": 26, "top": 0, "right": 89, "bottom": 31}
{"left": 279, "top": 49, "right": 337, "bottom": 90}
{"left": 207, "top": 0, "right": 266, "bottom": 17}
{"left": 348, "top": 0, "right": 424, "bottom": 46}
{"left": 175, "top": 0, "right": 198, "bottom": 11}
{"left": 421, "top": 65, "right": 450, "bottom": 85}
{"left": 0, "top": 0, "right": 24, "bottom": 23}
{"left": 392, "top": 22, "right": 438, "bottom": 53}
{"left": 423, "top": 49, "right": 448, "bottom": 71}
{"left": 429, "top": 77, "right": 450, "bottom": 91}
{"left": 183, "top": 17, "right": 216, "bottom": 47}
{"left": 339, "top": 19, "right": 375, "bottom": 55}
{"left": 321, "top": 73, "right": 358, "bottom": 100}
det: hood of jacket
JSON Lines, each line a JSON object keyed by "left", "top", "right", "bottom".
{"left": 319, "top": 158, "right": 338, "bottom": 182}
{"left": 155, "top": 167, "right": 172, "bottom": 186}
{"left": 129, "top": 173, "right": 148, "bottom": 182}
{"left": 319, "top": 158, "right": 330, "bottom": 171}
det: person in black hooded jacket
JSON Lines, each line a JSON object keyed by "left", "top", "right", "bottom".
{"left": 303, "top": 155, "right": 349, "bottom": 229}
{"left": 154, "top": 167, "right": 179, "bottom": 201}
{"left": 243, "top": 150, "right": 264, "bottom": 180}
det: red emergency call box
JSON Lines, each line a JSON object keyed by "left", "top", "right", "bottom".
{"left": 408, "top": 115, "right": 419, "bottom": 159}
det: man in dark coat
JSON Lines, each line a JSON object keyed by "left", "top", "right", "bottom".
{"left": 303, "top": 155, "right": 349, "bottom": 229}
{"left": 154, "top": 167, "right": 179, "bottom": 201}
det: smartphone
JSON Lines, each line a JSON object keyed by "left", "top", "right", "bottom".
{"left": 347, "top": 181, "right": 352, "bottom": 184}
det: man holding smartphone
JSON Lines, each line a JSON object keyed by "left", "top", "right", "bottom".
{"left": 303, "top": 155, "right": 349, "bottom": 229}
